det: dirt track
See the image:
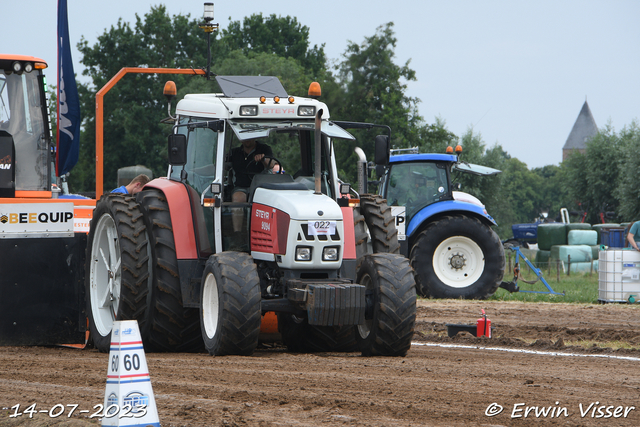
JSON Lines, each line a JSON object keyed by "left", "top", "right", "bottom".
{"left": 2, "top": 299, "right": 640, "bottom": 426}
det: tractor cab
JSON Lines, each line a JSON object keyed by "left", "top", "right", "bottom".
{"left": 167, "top": 76, "right": 355, "bottom": 265}
{"left": 382, "top": 153, "right": 456, "bottom": 225}
{"left": 0, "top": 56, "right": 52, "bottom": 197}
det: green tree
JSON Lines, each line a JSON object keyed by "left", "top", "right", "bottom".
{"left": 613, "top": 121, "right": 640, "bottom": 221}
{"left": 532, "top": 164, "right": 570, "bottom": 222}
{"left": 562, "top": 125, "right": 623, "bottom": 223}
{"left": 221, "top": 13, "right": 326, "bottom": 77}
{"left": 332, "top": 23, "right": 449, "bottom": 185}
{"left": 73, "top": 5, "right": 216, "bottom": 193}
{"left": 73, "top": 6, "right": 336, "bottom": 193}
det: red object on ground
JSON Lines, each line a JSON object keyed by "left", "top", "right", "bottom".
{"left": 476, "top": 309, "right": 491, "bottom": 338}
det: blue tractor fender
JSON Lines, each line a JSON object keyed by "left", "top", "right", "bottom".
{"left": 406, "top": 200, "right": 498, "bottom": 240}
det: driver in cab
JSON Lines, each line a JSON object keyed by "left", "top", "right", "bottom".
{"left": 230, "top": 138, "right": 279, "bottom": 204}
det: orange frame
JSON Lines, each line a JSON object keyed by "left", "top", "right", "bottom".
{"left": 95, "top": 67, "right": 205, "bottom": 196}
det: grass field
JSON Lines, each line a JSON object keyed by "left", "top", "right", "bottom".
{"left": 489, "top": 259, "right": 600, "bottom": 304}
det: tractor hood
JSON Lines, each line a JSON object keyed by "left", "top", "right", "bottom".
{"left": 252, "top": 189, "right": 343, "bottom": 221}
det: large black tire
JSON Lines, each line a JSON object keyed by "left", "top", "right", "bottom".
{"left": 200, "top": 252, "right": 262, "bottom": 356}
{"left": 137, "top": 189, "right": 203, "bottom": 352}
{"left": 355, "top": 253, "right": 416, "bottom": 357}
{"left": 410, "top": 215, "right": 505, "bottom": 300}
{"left": 277, "top": 314, "right": 359, "bottom": 353}
{"left": 359, "top": 194, "right": 401, "bottom": 256}
{"left": 85, "top": 194, "right": 152, "bottom": 353}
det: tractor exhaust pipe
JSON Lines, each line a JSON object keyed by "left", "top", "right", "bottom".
{"left": 354, "top": 147, "right": 367, "bottom": 195}
{"left": 314, "top": 109, "right": 323, "bottom": 195}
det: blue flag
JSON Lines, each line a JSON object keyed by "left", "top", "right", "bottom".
{"left": 56, "top": 0, "right": 80, "bottom": 176}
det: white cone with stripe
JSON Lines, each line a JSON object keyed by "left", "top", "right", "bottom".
{"left": 102, "top": 320, "right": 160, "bottom": 427}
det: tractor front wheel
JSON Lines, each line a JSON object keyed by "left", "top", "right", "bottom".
{"left": 411, "top": 215, "right": 505, "bottom": 299}
{"left": 200, "top": 252, "right": 262, "bottom": 356}
{"left": 355, "top": 253, "right": 416, "bottom": 357}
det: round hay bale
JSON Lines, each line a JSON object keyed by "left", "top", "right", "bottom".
{"left": 568, "top": 229, "right": 598, "bottom": 246}
{"left": 569, "top": 260, "right": 598, "bottom": 274}
{"left": 534, "top": 250, "right": 550, "bottom": 267}
{"left": 566, "top": 223, "right": 592, "bottom": 231}
{"left": 537, "top": 223, "right": 567, "bottom": 251}
{"left": 550, "top": 245, "right": 592, "bottom": 263}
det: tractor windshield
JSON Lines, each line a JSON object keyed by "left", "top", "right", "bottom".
{"left": 0, "top": 71, "right": 50, "bottom": 191}
{"left": 385, "top": 161, "right": 450, "bottom": 223}
{"left": 225, "top": 119, "right": 353, "bottom": 199}
{"left": 170, "top": 116, "right": 219, "bottom": 195}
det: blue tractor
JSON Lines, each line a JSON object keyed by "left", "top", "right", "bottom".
{"left": 355, "top": 135, "right": 505, "bottom": 300}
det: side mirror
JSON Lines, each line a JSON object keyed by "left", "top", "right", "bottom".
{"left": 168, "top": 134, "right": 187, "bottom": 166}
{"left": 374, "top": 135, "right": 390, "bottom": 166}
{"left": 376, "top": 164, "right": 386, "bottom": 178}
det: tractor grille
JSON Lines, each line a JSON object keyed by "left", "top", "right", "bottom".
{"left": 298, "top": 224, "right": 341, "bottom": 242}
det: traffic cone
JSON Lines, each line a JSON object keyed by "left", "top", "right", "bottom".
{"left": 102, "top": 320, "right": 160, "bottom": 427}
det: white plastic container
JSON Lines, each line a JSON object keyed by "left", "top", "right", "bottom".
{"left": 598, "top": 249, "right": 640, "bottom": 302}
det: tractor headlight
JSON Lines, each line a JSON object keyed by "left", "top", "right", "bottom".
{"left": 322, "top": 246, "right": 339, "bottom": 261}
{"left": 239, "top": 105, "right": 258, "bottom": 116}
{"left": 295, "top": 246, "right": 312, "bottom": 261}
{"left": 297, "top": 106, "right": 315, "bottom": 116}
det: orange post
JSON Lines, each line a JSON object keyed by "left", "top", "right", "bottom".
{"left": 95, "top": 67, "right": 206, "bottom": 196}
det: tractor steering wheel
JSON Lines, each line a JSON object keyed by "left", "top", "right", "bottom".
{"left": 244, "top": 156, "right": 284, "bottom": 175}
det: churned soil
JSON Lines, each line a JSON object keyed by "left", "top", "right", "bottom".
{"left": 2, "top": 299, "right": 640, "bottom": 427}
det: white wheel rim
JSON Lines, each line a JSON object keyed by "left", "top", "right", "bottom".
{"left": 357, "top": 274, "right": 372, "bottom": 339}
{"left": 89, "top": 214, "right": 122, "bottom": 337}
{"left": 433, "top": 236, "right": 485, "bottom": 288}
{"left": 202, "top": 272, "right": 220, "bottom": 339}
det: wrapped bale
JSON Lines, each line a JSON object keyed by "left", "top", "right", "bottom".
{"left": 566, "top": 223, "right": 592, "bottom": 232}
{"left": 550, "top": 245, "right": 592, "bottom": 263}
{"left": 569, "top": 260, "right": 598, "bottom": 274}
{"left": 535, "top": 250, "right": 551, "bottom": 268}
{"left": 567, "top": 229, "right": 598, "bottom": 246}
{"left": 537, "top": 223, "right": 567, "bottom": 251}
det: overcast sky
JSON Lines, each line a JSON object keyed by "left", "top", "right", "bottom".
{"left": 3, "top": 1, "right": 638, "bottom": 169}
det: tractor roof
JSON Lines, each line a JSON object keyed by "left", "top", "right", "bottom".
{"left": 0, "top": 55, "right": 47, "bottom": 70}
{"left": 389, "top": 153, "right": 458, "bottom": 163}
{"left": 175, "top": 75, "right": 330, "bottom": 120}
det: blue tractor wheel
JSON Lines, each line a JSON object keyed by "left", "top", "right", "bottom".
{"left": 410, "top": 215, "right": 505, "bottom": 299}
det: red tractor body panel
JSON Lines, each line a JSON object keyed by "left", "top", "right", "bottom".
{"left": 250, "top": 203, "right": 290, "bottom": 255}
{"left": 145, "top": 178, "right": 198, "bottom": 260}
{"left": 341, "top": 206, "right": 356, "bottom": 260}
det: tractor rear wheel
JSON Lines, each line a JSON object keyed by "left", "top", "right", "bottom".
{"left": 410, "top": 215, "right": 505, "bottom": 299}
{"left": 85, "top": 195, "right": 152, "bottom": 352}
{"left": 200, "top": 252, "right": 261, "bottom": 356}
{"left": 278, "top": 314, "right": 359, "bottom": 353}
{"left": 355, "top": 194, "right": 400, "bottom": 263}
{"left": 137, "top": 189, "right": 203, "bottom": 352}
{"left": 355, "top": 253, "right": 416, "bottom": 357}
